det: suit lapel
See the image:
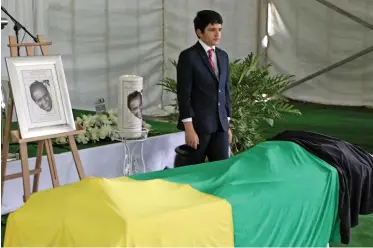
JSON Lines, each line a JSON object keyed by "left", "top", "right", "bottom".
{"left": 195, "top": 42, "right": 219, "bottom": 82}
{"left": 216, "top": 49, "right": 225, "bottom": 83}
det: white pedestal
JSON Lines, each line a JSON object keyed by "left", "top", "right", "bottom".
{"left": 112, "top": 128, "right": 149, "bottom": 176}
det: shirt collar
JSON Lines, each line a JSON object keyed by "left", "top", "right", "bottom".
{"left": 199, "top": 39, "right": 215, "bottom": 53}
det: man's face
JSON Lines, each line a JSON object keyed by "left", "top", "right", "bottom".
{"left": 197, "top": 23, "right": 222, "bottom": 46}
{"left": 129, "top": 98, "right": 142, "bottom": 119}
{"left": 32, "top": 88, "right": 52, "bottom": 112}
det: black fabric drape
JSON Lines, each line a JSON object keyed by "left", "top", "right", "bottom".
{"left": 269, "top": 130, "right": 373, "bottom": 244}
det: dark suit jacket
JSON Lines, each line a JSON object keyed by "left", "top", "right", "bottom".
{"left": 176, "top": 41, "right": 231, "bottom": 134}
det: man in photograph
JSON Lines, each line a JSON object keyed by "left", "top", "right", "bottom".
{"left": 29, "top": 80, "right": 53, "bottom": 112}
{"left": 127, "top": 90, "right": 142, "bottom": 119}
{"left": 176, "top": 10, "right": 232, "bottom": 164}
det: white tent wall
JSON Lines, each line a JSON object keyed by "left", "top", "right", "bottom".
{"left": 268, "top": 0, "right": 373, "bottom": 107}
{"left": 37, "top": 0, "right": 165, "bottom": 115}
{"left": 3, "top": 0, "right": 370, "bottom": 114}
{"left": 1, "top": 0, "right": 36, "bottom": 121}
{"left": 1, "top": 0, "right": 166, "bottom": 115}
{"left": 1, "top": 0, "right": 258, "bottom": 116}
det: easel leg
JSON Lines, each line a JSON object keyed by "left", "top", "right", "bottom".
{"left": 19, "top": 143, "right": 31, "bottom": 202}
{"left": 1, "top": 100, "right": 14, "bottom": 199}
{"left": 68, "top": 135, "right": 85, "bottom": 179}
{"left": 32, "top": 140, "right": 44, "bottom": 193}
{"left": 44, "top": 139, "right": 60, "bottom": 187}
{"left": 3, "top": 35, "right": 62, "bottom": 204}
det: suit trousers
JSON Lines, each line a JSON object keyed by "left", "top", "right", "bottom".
{"left": 190, "top": 130, "right": 229, "bottom": 164}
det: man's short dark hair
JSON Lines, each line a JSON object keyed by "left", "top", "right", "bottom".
{"left": 127, "top": 91, "right": 142, "bottom": 109}
{"left": 194, "top": 10, "right": 223, "bottom": 35}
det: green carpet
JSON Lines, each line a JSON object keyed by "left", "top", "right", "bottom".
{"left": 3, "top": 103, "right": 372, "bottom": 157}
{"left": 3, "top": 109, "right": 179, "bottom": 158}
{"left": 331, "top": 215, "right": 373, "bottom": 247}
{"left": 1, "top": 102, "right": 372, "bottom": 246}
{"left": 261, "top": 102, "right": 373, "bottom": 153}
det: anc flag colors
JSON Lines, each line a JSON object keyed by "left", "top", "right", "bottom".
{"left": 4, "top": 141, "right": 340, "bottom": 247}
{"left": 4, "top": 177, "right": 234, "bottom": 247}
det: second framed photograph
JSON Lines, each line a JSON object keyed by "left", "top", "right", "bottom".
{"left": 5, "top": 55, "right": 75, "bottom": 139}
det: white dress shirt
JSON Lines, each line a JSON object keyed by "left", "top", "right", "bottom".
{"left": 199, "top": 39, "right": 219, "bottom": 76}
{"left": 182, "top": 39, "right": 230, "bottom": 123}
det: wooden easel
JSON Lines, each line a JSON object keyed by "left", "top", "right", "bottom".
{"left": 1, "top": 35, "right": 86, "bottom": 202}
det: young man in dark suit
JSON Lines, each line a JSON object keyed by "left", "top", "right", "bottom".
{"left": 176, "top": 10, "right": 232, "bottom": 164}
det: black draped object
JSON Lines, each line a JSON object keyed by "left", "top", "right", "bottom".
{"left": 269, "top": 130, "right": 373, "bottom": 245}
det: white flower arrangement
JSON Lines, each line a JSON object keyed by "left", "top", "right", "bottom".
{"left": 55, "top": 110, "right": 152, "bottom": 145}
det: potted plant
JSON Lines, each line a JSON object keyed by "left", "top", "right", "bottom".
{"left": 158, "top": 53, "right": 301, "bottom": 154}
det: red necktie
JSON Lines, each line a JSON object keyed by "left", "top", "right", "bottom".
{"left": 208, "top": 49, "right": 215, "bottom": 71}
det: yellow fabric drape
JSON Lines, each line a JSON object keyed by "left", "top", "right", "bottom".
{"left": 4, "top": 177, "right": 234, "bottom": 247}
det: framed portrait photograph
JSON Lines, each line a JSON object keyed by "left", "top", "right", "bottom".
{"left": 5, "top": 55, "right": 75, "bottom": 139}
